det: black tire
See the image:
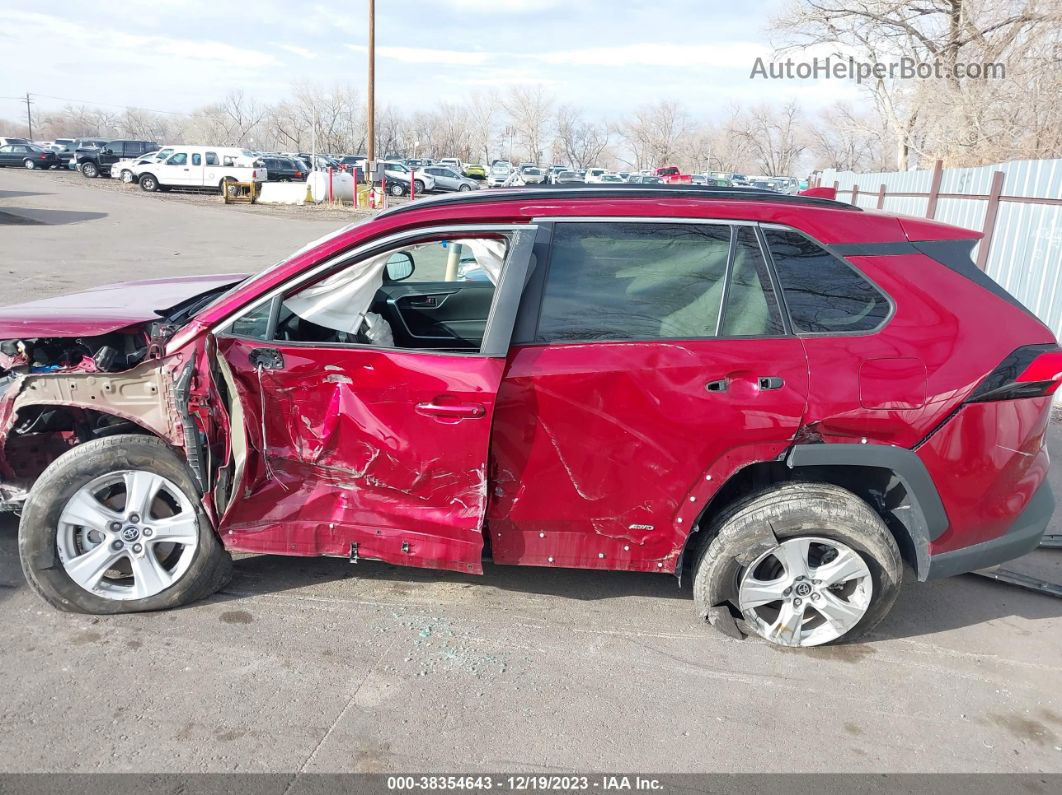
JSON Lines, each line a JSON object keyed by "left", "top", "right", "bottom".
{"left": 389, "top": 181, "right": 406, "bottom": 197}
{"left": 139, "top": 173, "right": 159, "bottom": 192}
{"left": 81, "top": 161, "right": 99, "bottom": 178}
{"left": 18, "top": 434, "right": 232, "bottom": 614}
{"left": 693, "top": 482, "right": 902, "bottom": 647}
{"left": 458, "top": 184, "right": 471, "bottom": 192}
{"left": 414, "top": 179, "right": 426, "bottom": 194}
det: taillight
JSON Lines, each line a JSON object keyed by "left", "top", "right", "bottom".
{"left": 968, "top": 344, "right": 1062, "bottom": 402}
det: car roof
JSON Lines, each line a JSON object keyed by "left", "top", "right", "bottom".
{"left": 376, "top": 184, "right": 861, "bottom": 219}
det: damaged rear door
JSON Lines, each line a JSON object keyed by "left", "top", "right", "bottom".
{"left": 211, "top": 225, "right": 536, "bottom": 574}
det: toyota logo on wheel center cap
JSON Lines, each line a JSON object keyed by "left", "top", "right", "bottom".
{"left": 794, "top": 582, "right": 813, "bottom": 597}
{"left": 121, "top": 526, "right": 141, "bottom": 542}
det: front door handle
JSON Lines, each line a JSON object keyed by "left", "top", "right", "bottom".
{"left": 705, "top": 379, "right": 728, "bottom": 393}
{"left": 758, "top": 376, "right": 785, "bottom": 390}
{"left": 416, "top": 401, "right": 486, "bottom": 419}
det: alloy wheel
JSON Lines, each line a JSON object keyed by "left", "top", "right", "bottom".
{"left": 737, "top": 536, "right": 873, "bottom": 647}
{"left": 56, "top": 470, "right": 199, "bottom": 601}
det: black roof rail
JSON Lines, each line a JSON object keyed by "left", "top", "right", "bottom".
{"left": 376, "top": 183, "right": 860, "bottom": 219}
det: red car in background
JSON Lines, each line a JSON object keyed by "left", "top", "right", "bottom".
{"left": 655, "top": 165, "right": 693, "bottom": 183}
{"left": 0, "top": 185, "right": 1057, "bottom": 648}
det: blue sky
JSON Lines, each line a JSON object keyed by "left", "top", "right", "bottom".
{"left": 1, "top": 0, "right": 863, "bottom": 121}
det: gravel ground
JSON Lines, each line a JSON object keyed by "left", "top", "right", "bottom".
{"left": 0, "top": 167, "right": 1060, "bottom": 775}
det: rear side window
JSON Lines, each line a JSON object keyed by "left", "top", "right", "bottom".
{"left": 536, "top": 222, "right": 732, "bottom": 341}
{"left": 720, "top": 227, "right": 784, "bottom": 336}
{"left": 205, "top": 151, "right": 219, "bottom": 165}
{"left": 765, "top": 228, "right": 890, "bottom": 333}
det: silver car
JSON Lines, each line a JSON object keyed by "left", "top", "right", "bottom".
{"left": 422, "top": 165, "right": 478, "bottom": 192}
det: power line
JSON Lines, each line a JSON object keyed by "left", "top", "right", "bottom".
{"left": 1, "top": 93, "right": 185, "bottom": 116}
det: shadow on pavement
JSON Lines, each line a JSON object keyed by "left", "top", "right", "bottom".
{"left": 0, "top": 208, "right": 107, "bottom": 225}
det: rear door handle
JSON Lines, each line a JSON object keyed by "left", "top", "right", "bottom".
{"left": 416, "top": 401, "right": 486, "bottom": 419}
{"left": 758, "top": 376, "right": 784, "bottom": 390}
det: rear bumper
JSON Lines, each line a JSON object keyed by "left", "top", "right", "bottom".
{"left": 925, "top": 482, "right": 1054, "bottom": 579}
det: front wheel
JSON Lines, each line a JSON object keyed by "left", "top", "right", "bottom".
{"left": 693, "top": 482, "right": 902, "bottom": 648}
{"left": 139, "top": 173, "right": 159, "bottom": 192}
{"left": 18, "top": 435, "right": 232, "bottom": 614}
{"left": 414, "top": 179, "right": 426, "bottom": 193}
{"left": 458, "top": 183, "right": 471, "bottom": 192}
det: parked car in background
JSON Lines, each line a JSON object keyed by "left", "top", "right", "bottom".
{"left": 422, "top": 165, "right": 478, "bottom": 192}
{"left": 584, "top": 167, "right": 607, "bottom": 183}
{"left": 77, "top": 140, "right": 159, "bottom": 178}
{"left": 133, "top": 147, "right": 267, "bottom": 194}
{"left": 380, "top": 161, "right": 434, "bottom": 196}
{"left": 654, "top": 165, "right": 693, "bottom": 184}
{"left": 262, "top": 156, "right": 306, "bottom": 182}
{"left": 486, "top": 162, "right": 513, "bottom": 187}
{"left": 520, "top": 166, "right": 546, "bottom": 184}
{"left": 437, "top": 157, "right": 462, "bottom": 171}
{"left": 0, "top": 137, "right": 30, "bottom": 147}
{"left": 553, "top": 170, "right": 584, "bottom": 185}
{"left": 339, "top": 155, "right": 366, "bottom": 170}
{"left": 0, "top": 143, "right": 60, "bottom": 169}
{"left": 463, "top": 163, "right": 487, "bottom": 180}
{"left": 627, "top": 175, "right": 664, "bottom": 184}
{"left": 110, "top": 150, "right": 174, "bottom": 183}
{"left": 599, "top": 173, "right": 625, "bottom": 184}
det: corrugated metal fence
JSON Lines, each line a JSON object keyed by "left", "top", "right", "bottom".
{"left": 818, "top": 159, "right": 1062, "bottom": 345}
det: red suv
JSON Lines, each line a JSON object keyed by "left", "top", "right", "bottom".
{"left": 1, "top": 186, "right": 1057, "bottom": 648}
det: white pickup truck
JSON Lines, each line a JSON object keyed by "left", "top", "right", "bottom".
{"left": 133, "top": 146, "right": 267, "bottom": 194}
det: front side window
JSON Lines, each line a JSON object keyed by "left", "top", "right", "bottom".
{"left": 167, "top": 153, "right": 187, "bottom": 166}
{"left": 536, "top": 222, "right": 732, "bottom": 342}
{"left": 229, "top": 233, "right": 521, "bottom": 353}
{"left": 765, "top": 228, "right": 890, "bottom": 334}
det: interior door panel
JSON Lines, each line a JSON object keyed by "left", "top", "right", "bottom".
{"left": 374, "top": 282, "right": 495, "bottom": 349}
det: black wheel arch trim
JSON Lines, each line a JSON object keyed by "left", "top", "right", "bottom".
{"left": 786, "top": 443, "right": 949, "bottom": 580}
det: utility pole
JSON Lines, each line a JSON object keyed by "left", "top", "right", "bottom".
{"left": 24, "top": 93, "right": 33, "bottom": 140}
{"left": 367, "top": 0, "right": 375, "bottom": 162}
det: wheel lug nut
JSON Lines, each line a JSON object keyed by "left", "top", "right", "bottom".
{"left": 128, "top": 513, "right": 140, "bottom": 523}
{"left": 142, "top": 528, "right": 153, "bottom": 538}
{"left": 109, "top": 521, "right": 122, "bottom": 532}
{"left": 783, "top": 587, "right": 792, "bottom": 596}
{"left": 132, "top": 543, "right": 143, "bottom": 554}
{"left": 793, "top": 597, "right": 802, "bottom": 606}
{"left": 811, "top": 593, "right": 820, "bottom": 601}
{"left": 110, "top": 540, "right": 123, "bottom": 551}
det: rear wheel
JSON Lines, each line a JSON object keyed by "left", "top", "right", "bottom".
{"left": 18, "top": 435, "right": 232, "bottom": 614}
{"left": 139, "top": 173, "right": 159, "bottom": 192}
{"left": 221, "top": 177, "right": 241, "bottom": 198}
{"left": 81, "top": 161, "right": 99, "bottom": 178}
{"left": 120, "top": 169, "right": 135, "bottom": 183}
{"left": 693, "top": 482, "right": 902, "bottom": 648}
{"left": 389, "top": 181, "right": 406, "bottom": 197}
{"left": 23, "top": 159, "right": 36, "bottom": 170}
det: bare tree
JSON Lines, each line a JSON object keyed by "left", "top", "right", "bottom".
{"left": 501, "top": 85, "right": 554, "bottom": 163}
{"left": 732, "top": 102, "right": 807, "bottom": 176}
{"left": 553, "top": 104, "right": 611, "bottom": 168}
{"left": 620, "top": 100, "right": 691, "bottom": 170}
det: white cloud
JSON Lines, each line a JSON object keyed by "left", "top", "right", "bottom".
{"left": 277, "top": 44, "right": 318, "bottom": 60}
{"left": 533, "top": 42, "right": 771, "bottom": 68}
{"left": 346, "top": 44, "right": 494, "bottom": 66}
{"left": 439, "top": 0, "right": 565, "bottom": 12}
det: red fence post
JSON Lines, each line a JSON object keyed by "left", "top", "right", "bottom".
{"left": 327, "top": 167, "right": 334, "bottom": 204}
{"left": 850, "top": 184, "right": 860, "bottom": 206}
{"left": 926, "top": 159, "right": 943, "bottom": 219}
{"left": 877, "top": 183, "right": 886, "bottom": 209}
{"left": 976, "top": 170, "right": 1006, "bottom": 271}
{"left": 352, "top": 167, "right": 358, "bottom": 209}
{"left": 409, "top": 171, "right": 415, "bottom": 201}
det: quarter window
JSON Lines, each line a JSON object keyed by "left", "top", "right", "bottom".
{"left": 536, "top": 222, "right": 732, "bottom": 342}
{"left": 765, "top": 229, "right": 890, "bottom": 334}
